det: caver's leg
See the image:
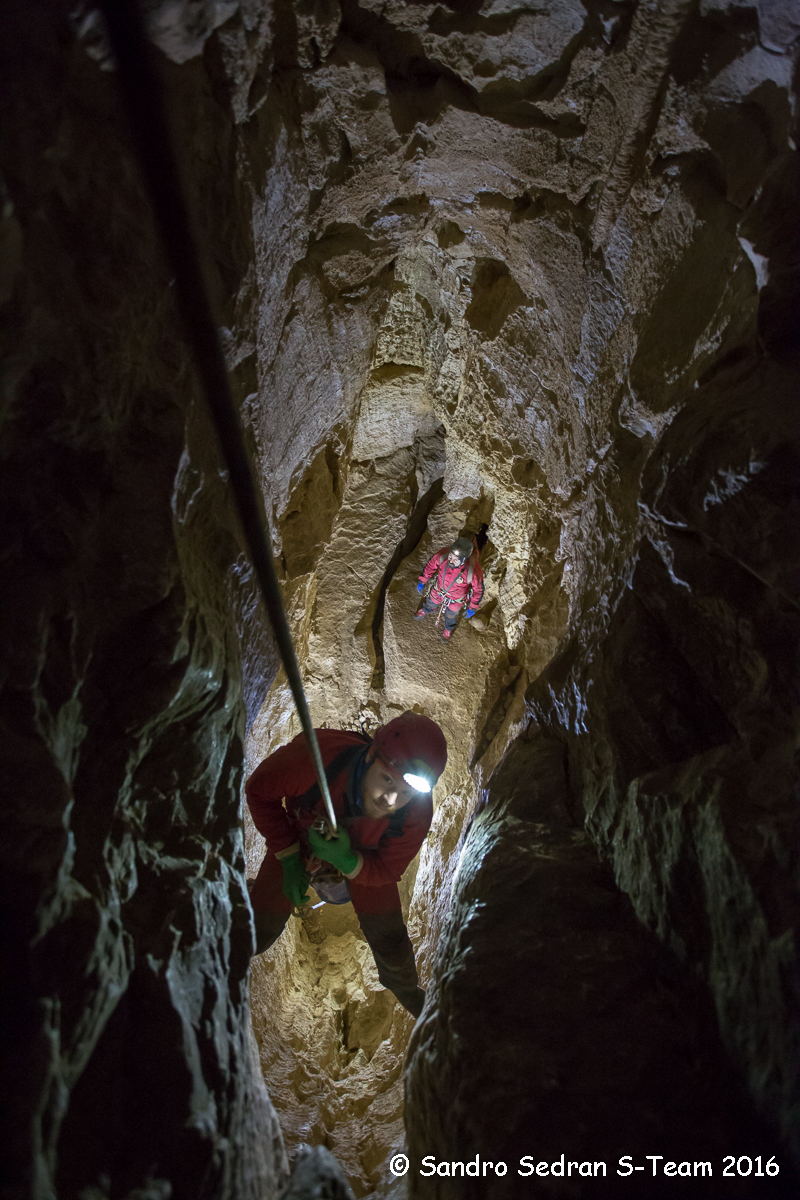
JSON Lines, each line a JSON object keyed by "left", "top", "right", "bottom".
{"left": 415, "top": 594, "right": 438, "bottom": 619}
{"left": 350, "top": 880, "right": 425, "bottom": 1018}
{"left": 249, "top": 853, "right": 291, "bottom": 954}
{"left": 440, "top": 604, "right": 459, "bottom": 641}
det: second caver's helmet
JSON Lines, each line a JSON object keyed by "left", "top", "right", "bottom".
{"left": 372, "top": 712, "right": 448, "bottom": 794}
{"left": 450, "top": 537, "right": 474, "bottom": 563}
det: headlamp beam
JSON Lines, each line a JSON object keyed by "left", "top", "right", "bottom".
{"left": 403, "top": 772, "right": 432, "bottom": 794}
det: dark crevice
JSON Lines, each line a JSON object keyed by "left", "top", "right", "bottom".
{"left": 470, "top": 623, "right": 522, "bottom": 769}
{"left": 369, "top": 474, "right": 445, "bottom": 691}
{"left": 427, "top": 6, "right": 520, "bottom": 35}
{"left": 668, "top": 5, "right": 760, "bottom": 89}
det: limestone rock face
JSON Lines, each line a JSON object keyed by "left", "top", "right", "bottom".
{"left": 522, "top": 358, "right": 800, "bottom": 1163}
{"left": 406, "top": 738, "right": 778, "bottom": 1198}
{"left": 249, "top": 899, "right": 414, "bottom": 1195}
{"left": 2, "top": 0, "right": 799, "bottom": 1197}
{"left": 1, "top": 4, "right": 283, "bottom": 1198}
{"left": 237, "top": 0, "right": 797, "bottom": 1185}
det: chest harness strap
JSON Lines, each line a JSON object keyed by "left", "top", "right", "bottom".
{"left": 293, "top": 739, "right": 371, "bottom": 817}
{"left": 433, "top": 554, "right": 476, "bottom": 627}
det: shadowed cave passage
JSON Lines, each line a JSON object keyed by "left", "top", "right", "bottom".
{"left": 370, "top": 472, "right": 445, "bottom": 691}
{"left": 1, "top": 2, "right": 799, "bottom": 1200}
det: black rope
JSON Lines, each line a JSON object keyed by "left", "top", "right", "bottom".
{"left": 99, "top": 0, "right": 338, "bottom": 832}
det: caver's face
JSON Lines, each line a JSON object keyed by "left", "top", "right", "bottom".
{"left": 360, "top": 754, "right": 419, "bottom": 819}
{"left": 447, "top": 550, "right": 466, "bottom": 568}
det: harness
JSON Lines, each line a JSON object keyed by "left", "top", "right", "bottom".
{"left": 294, "top": 740, "right": 369, "bottom": 815}
{"left": 431, "top": 551, "right": 477, "bottom": 627}
{"left": 294, "top": 736, "right": 409, "bottom": 836}
{"left": 293, "top": 737, "right": 414, "bottom": 902}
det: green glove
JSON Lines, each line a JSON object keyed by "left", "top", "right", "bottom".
{"left": 307, "top": 826, "right": 359, "bottom": 875}
{"left": 280, "top": 852, "right": 310, "bottom": 907}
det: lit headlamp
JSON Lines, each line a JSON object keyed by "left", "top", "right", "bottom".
{"left": 400, "top": 757, "right": 436, "bottom": 793}
{"left": 378, "top": 753, "right": 436, "bottom": 794}
{"left": 402, "top": 772, "right": 432, "bottom": 793}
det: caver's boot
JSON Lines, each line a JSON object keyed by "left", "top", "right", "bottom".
{"left": 414, "top": 609, "right": 427, "bottom": 619}
{"left": 441, "top": 627, "right": 452, "bottom": 642}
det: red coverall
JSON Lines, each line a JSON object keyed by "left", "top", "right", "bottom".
{"left": 418, "top": 548, "right": 484, "bottom": 632}
{"left": 246, "top": 729, "right": 432, "bottom": 1016}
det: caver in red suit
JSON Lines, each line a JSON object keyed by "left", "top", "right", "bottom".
{"left": 417, "top": 537, "right": 484, "bottom": 640}
{"left": 246, "top": 714, "right": 447, "bottom": 1018}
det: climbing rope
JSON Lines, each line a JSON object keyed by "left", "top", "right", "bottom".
{"left": 99, "top": 0, "right": 338, "bottom": 832}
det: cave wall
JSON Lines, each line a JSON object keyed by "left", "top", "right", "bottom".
{"left": 525, "top": 351, "right": 800, "bottom": 1158}
{"left": 219, "top": 4, "right": 798, "bottom": 1183}
{"left": 397, "top": 1, "right": 800, "bottom": 1190}
{"left": 406, "top": 737, "right": 783, "bottom": 1199}
{"left": 2, "top": 0, "right": 799, "bottom": 1197}
{"left": 0, "top": 3, "right": 286, "bottom": 1197}
{"left": 218, "top": 0, "right": 797, "bottom": 1187}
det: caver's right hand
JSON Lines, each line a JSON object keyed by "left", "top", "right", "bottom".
{"left": 280, "top": 852, "right": 310, "bottom": 907}
{"left": 417, "top": 580, "right": 424, "bottom": 593}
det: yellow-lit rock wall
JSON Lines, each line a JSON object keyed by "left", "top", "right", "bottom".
{"left": 238, "top": 0, "right": 799, "bottom": 1191}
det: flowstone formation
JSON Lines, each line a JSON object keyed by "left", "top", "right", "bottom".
{"left": 2, "top": 1, "right": 798, "bottom": 1199}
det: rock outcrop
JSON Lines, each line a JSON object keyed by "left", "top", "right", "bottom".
{"left": 406, "top": 737, "right": 781, "bottom": 1198}
{"left": 1, "top": 3, "right": 283, "bottom": 1197}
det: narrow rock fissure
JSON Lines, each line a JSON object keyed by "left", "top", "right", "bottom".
{"left": 471, "top": 651, "right": 524, "bottom": 769}
{"left": 369, "top": 474, "right": 445, "bottom": 692}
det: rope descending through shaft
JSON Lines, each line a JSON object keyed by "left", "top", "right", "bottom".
{"left": 99, "top": 0, "right": 338, "bottom": 833}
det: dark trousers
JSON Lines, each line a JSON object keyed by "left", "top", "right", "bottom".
{"left": 253, "top": 906, "right": 425, "bottom": 1018}
{"left": 421, "top": 594, "right": 458, "bottom": 632}
{"left": 250, "top": 849, "right": 425, "bottom": 1017}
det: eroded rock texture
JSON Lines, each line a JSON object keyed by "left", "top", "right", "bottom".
{"left": 2, "top": 0, "right": 799, "bottom": 1198}
{"left": 225, "top": 1, "right": 798, "bottom": 1190}
{"left": 1, "top": 3, "right": 284, "bottom": 1198}
{"left": 407, "top": 738, "right": 779, "bottom": 1198}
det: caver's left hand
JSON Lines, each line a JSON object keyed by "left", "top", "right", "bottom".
{"left": 308, "top": 825, "right": 359, "bottom": 875}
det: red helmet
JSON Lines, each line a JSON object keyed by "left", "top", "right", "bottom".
{"left": 372, "top": 712, "right": 448, "bottom": 794}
